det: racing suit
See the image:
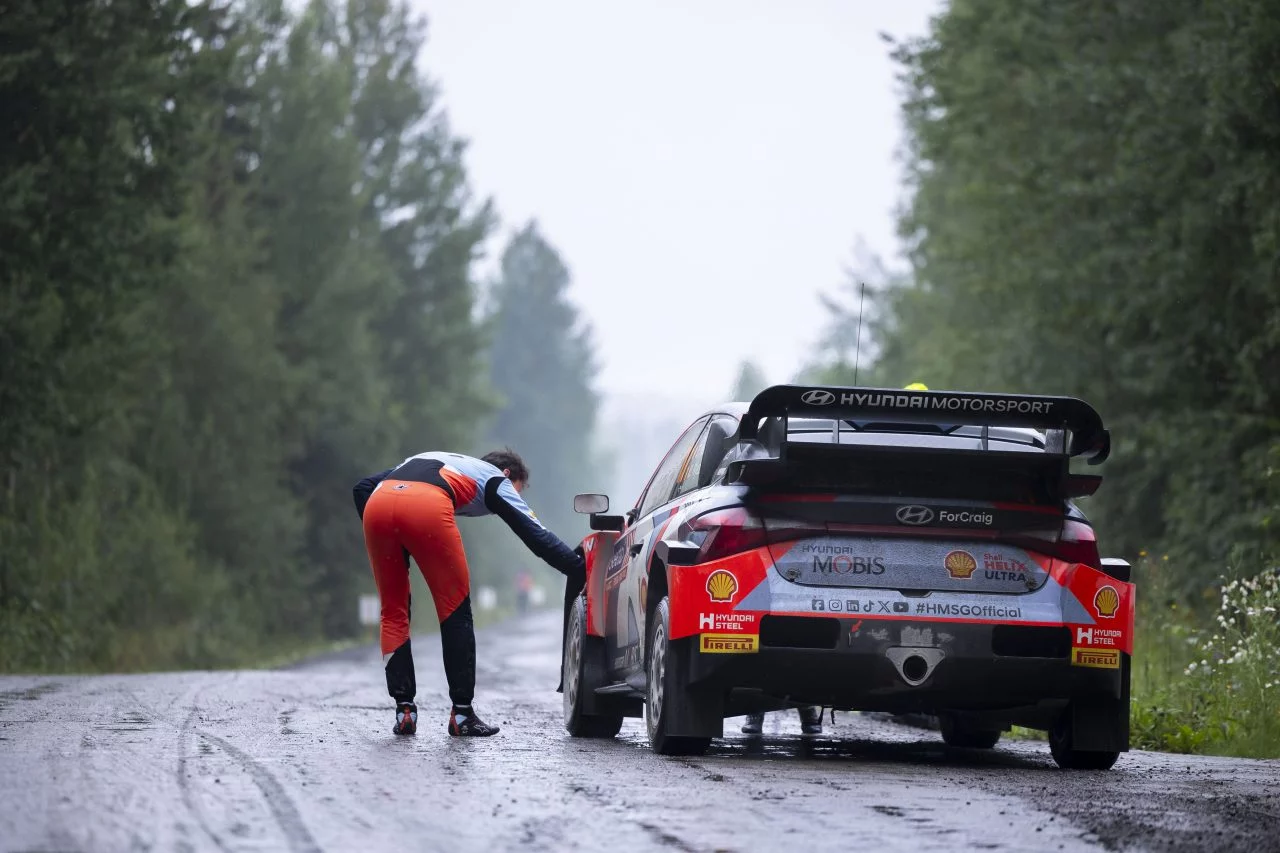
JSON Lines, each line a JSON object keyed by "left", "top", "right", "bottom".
{"left": 353, "top": 452, "right": 585, "bottom": 707}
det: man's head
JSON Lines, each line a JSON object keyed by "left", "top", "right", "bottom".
{"left": 481, "top": 447, "right": 530, "bottom": 492}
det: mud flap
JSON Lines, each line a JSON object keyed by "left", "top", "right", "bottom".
{"left": 1070, "top": 655, "right": 1131, "bottom": 752}
{"left": 665, "top": 637, "right": 725, "bottom": 738}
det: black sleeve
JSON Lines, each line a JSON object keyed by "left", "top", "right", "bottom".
{"left": 483, "top": 477, "right": 586, "bottom": 577}
{"left": 353, "top": 468, "right": 393, "bottom": 519}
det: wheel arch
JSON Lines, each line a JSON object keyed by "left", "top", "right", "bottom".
{"left": 644, "top": 556, "right": 669, "bottom": 670}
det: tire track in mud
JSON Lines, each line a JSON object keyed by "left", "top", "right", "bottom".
{"left": 635, "top": 821, "right": 701, "bottom": 853}
{"left": 196, "top": 732, "right": 321, "bottom": 853}
{"left": 0, "top": 680, "right": 61, "bottom": 719}
{"left": 173, "top": 679, "right": 320, "bottom": 853}
{"left": 560, "top": 775, "right": 702, "bottom": 853}
{"left": 177, "top": 704, "right": 232, "bottom": 853}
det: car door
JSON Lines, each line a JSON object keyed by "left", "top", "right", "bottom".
{"left": 607, "top": 416, "right": 710, "bottom": 681}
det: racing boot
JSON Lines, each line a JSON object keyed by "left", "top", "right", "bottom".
{"left": 448, "top": 704, "right": 500, "bottom": 737}
{"left": 392, "top": 701, "right": 418, "bottom": 736}
{"left": 798, "top": 705, "right": 823, "bottom": 735}
{"left": 741, "top": 712, "right": 764, "bottom": 735}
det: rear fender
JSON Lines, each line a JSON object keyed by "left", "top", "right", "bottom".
{"left": 580, "top": 531, "right": 619, "bottom": 637}
{"left": 1053, "top": 561, "right": 1136, "bottom": 657}
{"left": 667, "top": 549, "right": 771, "bottom": 644}
{"left": 645, "top": 558, "right": 668, "bottom": 641}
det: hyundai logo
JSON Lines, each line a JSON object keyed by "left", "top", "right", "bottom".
{"left": 896, "top": 505, "right": 935, "bottom": 526}
{"left": 800, "top": 389, "right": 836, "bottom": 405}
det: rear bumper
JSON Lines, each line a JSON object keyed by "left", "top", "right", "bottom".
{"left": 686, "top": 615, "right": 1125, "bottom": 724}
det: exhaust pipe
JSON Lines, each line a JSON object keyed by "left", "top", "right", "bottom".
{"left": 886, "top": 647, "right": 945, "bottom": 686}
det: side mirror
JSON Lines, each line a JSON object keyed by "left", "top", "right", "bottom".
{"left": 575, "top": 492, "right": 625, "bottom": 532}
{"left": 574, "top": 493, "right": 609, "bottom": 514}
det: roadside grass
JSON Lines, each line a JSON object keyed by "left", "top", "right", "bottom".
{"left": 1005, "top": 726, "right": 1044, "bottom": 742}
{"left": 1129, "top": 556, "right": 1280, "bottom": 759}
{"left": 0, "top": 593, "right": 550, "bottom": 676}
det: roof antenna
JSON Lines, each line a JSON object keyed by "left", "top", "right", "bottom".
{"left": 852, "top": 280, "right": 867, "bottom": 386}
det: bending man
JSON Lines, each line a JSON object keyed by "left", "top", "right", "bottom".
{"left": 353, "top": 448, "right": 585, "bottom": 737}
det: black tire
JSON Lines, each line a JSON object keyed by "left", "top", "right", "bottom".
{"left": 1049, "top": 711, "right": 1120, "bottom": 770}
{"left": 939, "top": 715, "right": 1002, "bottom": 749}
{"left": 563, "top": 595, "right": 624, "bottom": 738}
{"left": 645, "top": 597, "right": 711, "bottom": 756}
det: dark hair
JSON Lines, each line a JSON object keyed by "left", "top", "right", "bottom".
{"left": 481, "top": 447, "right": 529, "bottom": 484}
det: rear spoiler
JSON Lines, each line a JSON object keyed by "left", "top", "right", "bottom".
{"left": 738, "top": 385, "right": 1110, "bottom": 465}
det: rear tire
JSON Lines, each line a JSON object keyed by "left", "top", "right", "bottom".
{"left": 939, "top": 715, "right": 1001, "bottom": 749}
{"left": 645, "top": 597, "right": 711, "bottom": 756}
{"left": 1049, "top": 711, "right": 1120, "bottom": 770}
{"left": 563, "top": 595, "right": 624, "bottom": 738}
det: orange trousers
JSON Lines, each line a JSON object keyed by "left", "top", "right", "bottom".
{"left": 362, "top": 481, "right": 475, "bottom": 705}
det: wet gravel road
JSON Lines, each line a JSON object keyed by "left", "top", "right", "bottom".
{"left": 2, "top": 609, "right": 1277, "bottom": 853}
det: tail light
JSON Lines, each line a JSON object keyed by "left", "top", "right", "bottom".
{"left": 684, "top": 505, "right": 1103, "bottom": 571}
{"left": 1006, "top": 519, "right": 1101, "bottom": 569}
{"left": 1013, "top": 514, "right": 1105, "bottom": 568}
{"left": 685, "top": 507, "right": 824, "bottom": 563}
{"left": 1053, "top": 519, "right": 1101, "bottom": 568}
{"left": 687, "top": 508, "right": 766, "bottom": 562}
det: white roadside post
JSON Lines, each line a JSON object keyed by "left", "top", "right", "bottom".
{"left": 359, "top": 594, "right": 380, "bottom": 644}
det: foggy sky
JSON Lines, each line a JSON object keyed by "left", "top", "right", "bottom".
{"left": 414, "top": 0, "right": 943, "bottom": 411}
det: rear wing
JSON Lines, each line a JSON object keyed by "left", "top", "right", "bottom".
{"left": 728, "top": 385, "right": 1110, "bottom": 502}
{"left": 739, "top": 385, "right": 1109, "bottom": 463}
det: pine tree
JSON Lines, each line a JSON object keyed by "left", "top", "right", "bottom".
{"left": 468, "top": 222, "right": 603, "bottom": 594}
{"left": 729, "top": 361, "right": 769, "bottom": 401}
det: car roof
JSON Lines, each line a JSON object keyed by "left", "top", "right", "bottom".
{"left": 709, "top": 402, "right": 751, "bottom": 418}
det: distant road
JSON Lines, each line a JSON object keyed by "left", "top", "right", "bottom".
{"left": 2, "top": 610, "right": 1277, "bottom": 852}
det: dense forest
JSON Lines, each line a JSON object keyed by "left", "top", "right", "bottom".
{"left": 0, "top": 0, "right": 603, "bottom": 671}
{"left": 804, "top": 0, "right": 1279, "bottom": 754}
{"left": 811, "top": 0, "right": 1279, "bottom": 595}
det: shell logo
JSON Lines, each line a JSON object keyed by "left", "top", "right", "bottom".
{"left": 1094, "top": 585, "right": 1120, "bottom": 619}
{"left": 706, "top": 570, "right": 738, "bottom": 603}
{"left": 944, "top": 550, "right": 978, "bottom": 579}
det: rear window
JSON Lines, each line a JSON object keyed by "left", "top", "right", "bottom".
{"left": 785, "top": 419, "right": 1048, "bottom": 454}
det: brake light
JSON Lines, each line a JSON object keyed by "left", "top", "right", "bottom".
{"left": 1055, "top": 519, "right": 1101, "bottom": 568}
{"left": 685, "top": 507, "right": 825, "bottom": 563}
{"left": 688, "top": 508, "right": 768, "bottom": 562}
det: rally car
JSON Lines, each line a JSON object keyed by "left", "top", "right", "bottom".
{"left": 560, "top": 384, "right": 1133, "bottom": 770}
